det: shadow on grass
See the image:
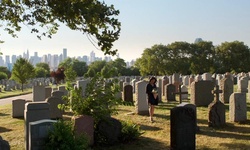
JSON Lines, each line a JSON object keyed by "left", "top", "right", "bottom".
{"left": 219, "top": 143, "right": 250, "bottom": 150}
{"left": 139, "top": 124, "right": 161, "bottom": 131}
{"left": 93, "top": 136, "right": 170, "bottom": 150}
{"left": 0, "top": 112, "right": 9, "bottom": 117}
{"left": 198, "top": 123, "right": 250, "bottom": 140}
{"left": 0, "top": 126, "right": 12, "bottom": 133}
{"left": 154, "top": 113, "right": 170, "bottom": 120}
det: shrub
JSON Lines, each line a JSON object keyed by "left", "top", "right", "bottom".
{"left": 119, "top": 120, "right": 143, "bottom": 143}
{"left": 0, "top": 72, "right": 8, "bottom": 80}
{"left": 44, "top": 120, "right": 89, "bottom": 150}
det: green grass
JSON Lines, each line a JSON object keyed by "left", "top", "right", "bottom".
{"left": 0, "top": 88, "right": 32, "bottom": 99}
{"left": 1, "top": 98, "right": 250, "bottom": 150}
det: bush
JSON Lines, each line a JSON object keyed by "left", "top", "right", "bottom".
{"left": 119, "top": 120, "right": 143, "bottom": 143}
{"left": 44, "top": 120, "right": 89, "bottom": 150}
{"left": 0, "top": 72, "right": 8, "bottom": 80}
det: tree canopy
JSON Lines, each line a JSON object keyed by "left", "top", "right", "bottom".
{"left": 11, "top": 58, "right": 35, "bottom": 91}
{"left": 0, "top": 0, "right": 121, "bottom": 55}
{"left": 135, "top": 41, "right": 250, "bottom": 75}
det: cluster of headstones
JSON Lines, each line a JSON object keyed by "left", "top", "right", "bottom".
{"left": 120, "top": 72, "right": 249, "bottom": 149}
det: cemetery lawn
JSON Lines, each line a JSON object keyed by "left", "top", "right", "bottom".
{"left": 0, "top": 89, "right": 32, "bottom": 99}
{"left": 1, "top": 100, "right": 250, "bottom": 150}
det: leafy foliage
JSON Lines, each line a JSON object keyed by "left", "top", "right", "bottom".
{"left": 0, "top": 66, "right": 11, "bottom": 78}
{"left": 44, "top": 120, "right": 89, "bottom": 150}
{"left": 50, "top": 67, "right": 65, "bottom": 84}
{"left": 0, "top": 0, "right": 121, "bottom": 55}
{"left": 0, "top": 72, "right": 8, "bottom": 80}
{"left": 11, "top": 58, "right": 35, "bottom": 91}
{"left": 36, "top": 62, "right": 50, "bottom": 77}
{"left": 59, "top": 58, "right": 88, "bottom": 77}
{"left": 65, "top": 72, "right": 121, "bottom": 125}
{"left": 119, "top": 120, "right": 143, "bottom": 143}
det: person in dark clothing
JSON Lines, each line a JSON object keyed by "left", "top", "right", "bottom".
{"left": 146, "top": 76, "right": 158, "bottom": 122}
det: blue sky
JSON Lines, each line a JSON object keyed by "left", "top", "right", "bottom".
{"left": 1, "top": 0, "right": 250, "bottom": 62}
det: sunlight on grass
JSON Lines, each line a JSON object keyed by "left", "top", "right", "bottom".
{"left": 0, "top": 92, "right": 250, "bottom": 149}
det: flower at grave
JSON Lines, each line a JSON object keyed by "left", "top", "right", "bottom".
{"left": 152, "top": 88, "right": 158, "bottom": 94}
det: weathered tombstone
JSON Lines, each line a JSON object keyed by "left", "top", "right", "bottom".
{"left": 162, "top": 76, "right": 169, "bottom": 96}
{"left": 45, "top": 87, "right": 52, "bottom": 99}
{"left": 130, "top": 79, "right": 138, "bottom": 93}
{"left": 190, "top": 80, "right": 214, "bottom": 106}
{"left": 208, "top": 85, "right": 226, "bottom": 127}
{"left": 0, "top": 136, "right": 10, "bottom": 150}
{"left": 170, "top": 104, "right": 196, "bottom": 150}
{"left": 237, "top": 77, "right": 248, "bottom": 93}
{"left": 76, "top": 80, "right": 89, "bottom": 97}
{"left": 122, "top": 85, "right": 133, "bottom": 102}
{"left": 51, "top": 90, "right": 65, "bottom": 100}
{"left": 165, "top": 84, "right": 176, "bottom": 101}
{"left": 24, "top": 102, "right": 50, "bottom": 150}
{"left": 194, "top": 75, "right": 202, "bottom": 81}
{"left": 182, "top": 76, "right": 189, "bottom": 86}
{"left": 189, "top": 75, "right": 194, "bottom": 87}
{"left": 181, "top": 85, "right": 189, "bottom": 100}
{"left": 156, "top": 78, "right": 162, "bottom": 102}
{"left": 72, "top": 115, "right": 94, "bottom": 145}
{"left": 202, "top": 73, "right": 212, "bottom": 81}
{"left": 229, "top": 93, "right": 247, "bottom": 122}
{"left": 33, "top": 85, "right": 45, "bottom": 102}
{"left": 29, "top": 119, "right": 56, "bottom": 150}
{"left": 220, "top": 77, "right": 233, "bottom": 103}
{"left": 12, "top": 99, "right": 26, "bottom": 118}
{"left": 45, "top": 96, "right": 64, "bottom": 119}
{"left": 135, "top": 80, "right": 149, "bottom": 115}
{"left": 172, "top": 73, "right": 180, "bottom": 92}
{"left": 174, "top": 85, "right": 188, "bottom": 104}
{"left": 58, "top": 85, "right": 68, "bottom": 96}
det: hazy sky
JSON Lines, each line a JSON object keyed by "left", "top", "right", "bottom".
{"left": 1, "top": 0, "right": 250, "bottom": 62}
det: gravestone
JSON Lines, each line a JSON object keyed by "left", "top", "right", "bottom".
{"left": 24, "top": 102, "right": 50, "bottom": 150}
{"left": 182, "top": 76, "right": 189, "bottom": 86}
{"left": 122, "top": 85, "right": 133, "bottom": 102}
{"left": 72, "top": 115, "right": 94, "bottom": 145}
{"left": 135, "top": 80, "right": 149, "bottom": 115}
{"left": 156, "top": 78, "right": 162, "bottom": 102}
{"left": 237, "top": 77, "right": 248, "bottom": 93}
{"left": 12, "top": 99, "right": 26, "bottom": 118}
{"left": 181, "top": 85, "right": 189, "bottom": 100}
{"left": 229, "top": 93, "right": 247, "bottom": 122}
{"left": 29, "top": 119, "right": 56, "bottom": 150}
{"left": 220, "top": 77, "right": 233, "bottom": 103}
{"left": 33, "top": 85, "right": 45, "bottom": 102}
{"left": 0, "top": 136, "right": 10, "bottom": 150}
{"left": 172, "top": 73, "right": 180, "bottom": 92}
{"left": 174, "top": 85, "right": 188, "bottom": 104}
{"left": 202, "top": 73, "right": 212, "bottom": 81}
{"left": 208, "top": 85, "right": 226, "bottom": 127}
{"left": 45, "top": 87, "right": 52, "bottom": 100}
{"left": 170, "top": 104, "right": 196, "bottom": 150}
{"left": 58, "top": 85, "right": 68, "bottom": 96}
{"left": 190, "top": 80, "right": 214, "bottom": 106}
{"left": 165, "top": 84, "right": 176, "bottom": 101}
{"left": 194, "top": 75, "right": 202, "bottom": 81}
{"left": 45, "top": 96, "right": 64, "bottom": 119}
{"left": 189, "top": 76, "right": 194, "bottom": 87}
{"left": 130, "top": 79, "right": 138, "bottom": 93}
{"left": 162, "top": 76, "right": 169, "bottom": 96}
{"left": 51, "top": 90, "right": 65, "bottom": 100}
{"left": 76, "top": 80, "right": 89, "bottom": 97}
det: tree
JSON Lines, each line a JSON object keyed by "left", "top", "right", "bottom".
{"left": 0, "top": 0, "right": 121, "bottom": 55}
{"left": 215, "top": 41, "right": 250, "bottom": 73}
{"left": 88, "top": 60, "right": 107, "bottom": 73}
{"left": 36, "top": 62, "right": 50, "bottom": 77}
{"left": 0, "top": 66, "right": 11, "bottom": 78}
{"left": 107, "top": 58, "right": 126, "bottom": 76}
{"left": 59, "top": 58, "right": 88, "bottom": 77}
{"left": 0, "top": 72, "right": 8, "bottom": 80}
{"left": 50, "top": 67, "right": 65, "bottom": 84}
{"left": 35, "top": 67, "right": 47, "bottom": 78}
{"left": 11, "top": 58, "right": 35, "bottom": 91}
{"left": 189, "top": 41, "right": 215, "bottom": 74}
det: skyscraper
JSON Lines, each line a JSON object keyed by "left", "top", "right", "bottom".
{"left": 90, "top": 51, "right": 95, "bottom": 63}
{"left": 63, "top": 48, "right": 67, "bottom": 60}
